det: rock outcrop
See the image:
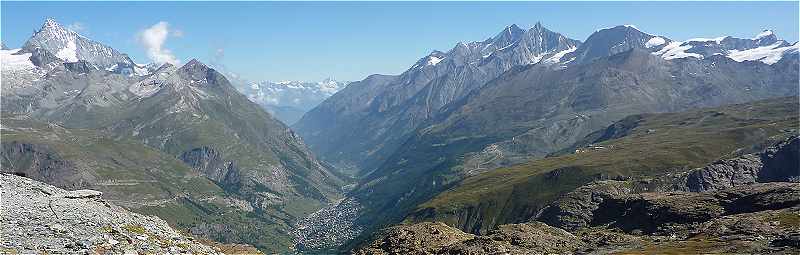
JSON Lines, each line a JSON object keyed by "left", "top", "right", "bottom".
{"left": 594, "top": 182, "right": 800, "bottom": 234}
{"left": 354, "top": 221, "right": 583, "bottom": 255}
{"left": 0, "top": 173, "right": 219, "bottom": 254}
{"left": 681, "top": 136, "right": 799, "bottom": 192}
{"left": 538, "top": 136, "right": 800, "bottom": 230}
{"left": 179, "top": 146, "right": 242, "bottom": 190}
{"left": 356, "top": 183, "right": 800, "bottom": 254}
{"left": 0, "top": 141, "right": 89, "bottom": 190}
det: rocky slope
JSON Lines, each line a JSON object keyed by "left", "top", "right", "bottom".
{"left": 357, "top": 184, "right": 800, "bottom": 254}
{"left": 356, "top": 135, "right": 800, "bottom": 254}
{"left": 409, "top": 97, "right": 797, "bottom": 235}
{"left": 0, "top": 173, "right": 220, "bottom": 254}
{"left": 1, "top": 19, "right": 344, "bottom": 253}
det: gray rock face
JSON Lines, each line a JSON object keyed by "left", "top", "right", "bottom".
{"left": 759, "top": 136, "right": 800, "bottom": 182}
{"left": 0, "top": 141, "right": 89, "bottom": 190}
{"left": 294, "top": 23, "right": 581, "bottom": 175}
{"left": 21, "top": 18, "right": 134, "bottom": 69}
{"left": 683, "top": 155, "right": 764, "bottom": 192}
{"left": 538, "top": 136, "right": 800, "bottom": 231}
{"left": 179, "top": 146, "right": 242, "bottom": 189}
{"left": 568, "top": 25, "right": 671, "bottom": 64}
{"left": 682, "top": 136, "right": 799, "bottom": 192}
{"left": 594, "top": 182, "right": 800, "bottom": 234}
{"left": 536, "top": 180, "right": 633, "bottom": 231}
{"left": 0, "top": 173, "right": 219, "bottom": 254}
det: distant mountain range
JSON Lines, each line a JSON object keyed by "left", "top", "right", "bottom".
{"left": 1, "top": 18, "right": 344, "bottom": 253}
{"left": 294, "top": 23, "right": 798, "bottom": 176}
{"left": 238, "top": 79, "right": 349, "bottom": 125}
{"left": 292, "top": 22, "right": 799, "bottom": 251}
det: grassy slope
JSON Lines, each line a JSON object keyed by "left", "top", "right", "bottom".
{"left": 0, "top": 116, "right": 301, "bottom": 252}
{"left": 409, "top": 97, "right": 799, "bottom": 233}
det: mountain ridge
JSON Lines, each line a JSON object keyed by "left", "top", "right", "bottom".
{"left": 1, "top": 18, "right": 345, "bottom": 253}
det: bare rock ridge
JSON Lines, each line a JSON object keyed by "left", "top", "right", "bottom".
{"left": 355, "top": 136, "right": 800, "bottom": 254}
{"left": 0, "top": 173, "right": 219, "bottom": 254}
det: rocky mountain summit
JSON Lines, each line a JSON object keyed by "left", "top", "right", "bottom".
{"left": 19, "top": 18, "right": 148, "bottom": 75}
{"left": 0, "top": 173, "right": 219, "bottom": 254}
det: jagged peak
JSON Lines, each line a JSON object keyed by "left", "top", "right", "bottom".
{"left": 182, "top": 59, "right": 207, "bottom": 70}
{"left": 38, "top": 18, "right": 74, "bottom": 36}
{"left": 492, "top": 24, "right": 526, "bottom": 42}
{"left": 43, "top": 18, "right": 62, "bottom": 29}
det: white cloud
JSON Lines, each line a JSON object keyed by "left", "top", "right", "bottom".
{"left": 137, "top": 21, "right": 179, "bottom": 65}
{"left": 67, "top": 22, "right": 86, "bottom": 33}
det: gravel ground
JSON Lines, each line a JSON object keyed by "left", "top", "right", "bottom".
{"left": 0, "top": 173, "right": 220, "bottom": 254}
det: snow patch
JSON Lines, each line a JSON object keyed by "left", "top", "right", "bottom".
{"left": 426, "top": 56, "right": 444, "bottom": 66}
{"left": 56, "top": 39, "right": 78, "bottom": 62}
{"left": 1, "top": 49, "right": 37, "bottom": 71}
{"left": 645, "top": 37, "right": 666, "bottom": 48}
{"left": 754, "top": 30, "right": 774, "bottom": 40}
{"left": 654, "top": 42, "right": 703, "bottom": 60}
{"left": 727, "top": 42, "right": 798, "bottom": 65}
{"left": 133, "top": 65, "right": 151, "bottom": 76}
{"left": 543, "top": 47, "right": 577, "bottom": 64}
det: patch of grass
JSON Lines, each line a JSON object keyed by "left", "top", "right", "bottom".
{"left": 771, "top": 211, "right": 800, "bottom": 229}
{"left": 124, "top": 224, "right": 147, "bottom": 235}
{"left": 100, "top": 226, "right": 113, "bottom": 233}
{"left": 618, "top": 237, "right": 726, "bottom": 255}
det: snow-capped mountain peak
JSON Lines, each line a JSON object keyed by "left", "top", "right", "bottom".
{"left": 21, "top": 18, "right": 134, "bottom": 70}
{"left": 650, "top": 30, "right": 797, "bottom": 65}
{"left": 754, "top": 30, "right": 774, "bottom": 40}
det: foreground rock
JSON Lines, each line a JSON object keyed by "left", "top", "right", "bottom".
{"left": 0, "top": 173, "right": 219, "bottom": 254}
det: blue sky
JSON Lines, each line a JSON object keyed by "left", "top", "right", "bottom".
{"left": 2, "top": 2, "right": 798, "bottom": 82}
